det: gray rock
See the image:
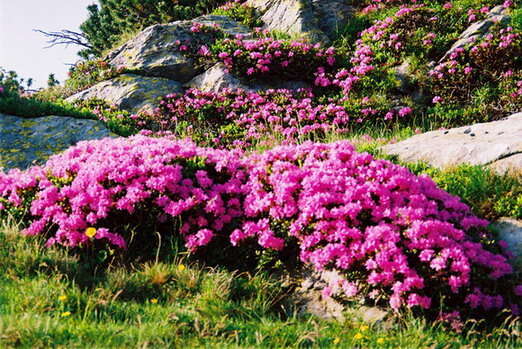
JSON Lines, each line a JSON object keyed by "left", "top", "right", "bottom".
{"left": 441, "top": 5, "right": 510, "bottom": 61}
{"left": 492, "top": 218, "right": 522, "bottom": 269}
{"left": 0, "top": 114, "right": 114, "bottom": 170}
{"left": 347, "top": 306, "right": 389, "bottom": 324}
{"left": 185, "top": 63, "right": 246, "bottom": 92}
{"left": 66, "top": 74, "right": 183, "bottom": 113}
{"left": 107, "top": 15, "right": 251, "bottom": 82}
{"left": 382, "top": 113, "right": 522, "bottom": 175}
{"left": 246, "top": 0, "right": 353, "bottom": 42}
{"left": 186, "top": 63, "right": 311, "bottom": 92}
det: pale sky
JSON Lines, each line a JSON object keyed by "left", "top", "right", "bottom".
{"left": 0, "top": 0, "right": 97, "bottom": 89}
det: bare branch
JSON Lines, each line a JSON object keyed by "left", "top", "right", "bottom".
{"left": 34, "top": 29, "right": 94, "bottom": 50}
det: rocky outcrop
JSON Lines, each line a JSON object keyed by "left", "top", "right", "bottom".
{"left": 66, "top": 74, "right": 183, "bottom": 113}
{"left": 382, "top": 112, "right": 522, "bottom": 175}
{"left": 246, "top": 0, "right": 353, "bottom": 42}
{"left": 185, "top": 63, "right": 310, "bottom": 92}
{"left": 185, "top": 63, "right": 247, "bottom": 92}
{"left": 106, "top": 15, "right": 251, "bottom": 82}
{"left": 441, "top": 5, "right": 510, "bottom": 61}
{"left": 0, "top": 114, "right": 113, "bottom": 170}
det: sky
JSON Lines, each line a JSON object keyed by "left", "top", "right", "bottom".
{"left": 0, "top": 0, "right": 97, "bottom": 89}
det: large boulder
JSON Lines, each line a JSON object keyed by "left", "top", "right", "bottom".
{"left": 0, "top": 114, "right": 113, "bottom": 170}
{"left": 106, "top": 15, "right": 251, "bottom": 82}
{"left": 66, "top": 74, "right": 183, "bottom": 113}
{"left": 382, "top": 112, "right": 522, "bottom": 175}
{"left": 246, "top": 0, "right": 353, "bottom": 42}
{"left": 440, "top": 5, "right": 510, "bottom": 61}
{"left": 185, "top": 63, "right": 310, "bottom": 92}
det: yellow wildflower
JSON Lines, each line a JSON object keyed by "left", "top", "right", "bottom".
{"left": 61, "top": 311, "right": 71, "bottom": 317}
{"left": 177, "top": 264, "right": 186, "bottom": 272}
{"left": 359, "top": 324, "right": 369, "bottom": 332}
{"left": 58, "top": 295, "right": 67, "bottom": 302}
{"left": 150, "top": 298, "right": 158, "bottom": 304}
{"left": 333, "top": 337, "right": 341, "bottom": 344}
{"left": 377, "top": 338, "right": 385, "bottom": 345}
{"left": 353, "top": 333, "right": 364, "bottom": 340}
{"left": 85, "top": 227, "right": 97, "bottom": 238}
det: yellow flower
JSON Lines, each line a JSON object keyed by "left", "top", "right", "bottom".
{"left": 377, "top": 338, "right": 385, "bottom": 345}
{"left": 150, "top": 298, "right": 158, "bottom": 304}
{"left": 61, "top": 311, "right": 71, "bottom": 317}
{"left": 359, "top": 324, "right": 369, "bottom": 332}
{"left": 58, "top": 295, "right": 67, "bottom": 302}
{"left": 333, "top": 337, "right": 341, "bottom": 345}
{"left": 353, "top": 333, "right": 364, "bottom": 340}
{"left": 85, "top": 227, "right": 97, "bottom": 238}
{"left": 177, "top": 264, "right": 186, "bottom": 272}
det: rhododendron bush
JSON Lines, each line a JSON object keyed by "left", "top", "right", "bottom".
{"left": 0, "top": 136, "right": 247, "bottom": 251}
{"left": 127, "top": 88, "right": 413, "bottom": 148}
{"left": 0, "top": 135, "right": 520, "bottom": 318}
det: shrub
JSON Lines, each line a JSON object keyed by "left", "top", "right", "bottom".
{"left": 124, "top": 88, "right": 413, "bottom": 148}
{"left": 425, "top": 25, "right": 522, "bottom": 119}
{"left": 0, "top": 135, "right": 246, "bottom": 257}
{"left": 1, "top": 137, "right": 520, "bottom": 320}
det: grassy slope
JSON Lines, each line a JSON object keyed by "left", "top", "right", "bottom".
{"left": 0, "top": 220, "right": 520, "bottom": 349}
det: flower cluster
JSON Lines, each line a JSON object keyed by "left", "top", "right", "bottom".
{"left": 128, "top": 88, "right": 412, "bottom": 147}
{"left": 427, "top": 25, "right": 522, "bottom": 113}
{"left": 1, "top": 137, "right": 520, "bottom": 318}
{"left": 0, "top": 136, "right": 246, "bottom": 251}
{"left": 236, "top": 141, "right": 521, "bottom": 316}
{"left": 210, "top": 37, "right": 342, "bottom": 82}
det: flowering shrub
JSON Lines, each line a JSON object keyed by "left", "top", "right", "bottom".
{"left": 426, "top": 25, "right": 522, "bottom": 118}
{"left": 1, "top": 137, "right": 521, "bottom": 319}
{"left": 210, "top": 37, "right": 343, "bottom": 83}
{"left": 64, "top": 60, "right": 125, "bottom": 97}
{"left": 236, "top": 141, "right": 521, "bottom": 318}
{"left": 0, "top": 135, "right": 246, "bottom": 254}
{"left": 212, "top": 0, "right": 262, "bottom": 28}
{"left": 123, "top": 88, "right": 413, "bottom": 148}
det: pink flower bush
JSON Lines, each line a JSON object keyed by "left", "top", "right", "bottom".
{"left": 1, "top": 137, "right": 519, "bottom": 318}
{"left": 0, "top": 135, "right": 247, "bottom": 251}
{"left": 234, "top": 141, "right": 520, "bottom": 316}
{"left": 427, "top": 25, "right": 522, "bottom": 111}
{"left": 210, "top": 37, "right": 341, "bottom": 83}
{"left": 128, "top": 88, "right": 411, "bottom": 147}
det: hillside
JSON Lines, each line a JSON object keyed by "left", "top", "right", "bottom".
{"left": 0, "top": 0, "right": 521, "bottom": 348}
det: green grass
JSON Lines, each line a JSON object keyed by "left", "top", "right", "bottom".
{"left": 0, "top": 94, "right": 95, "bottom": 119}
{"left": 0, "top": 220, "right": 520, "bottom": 348}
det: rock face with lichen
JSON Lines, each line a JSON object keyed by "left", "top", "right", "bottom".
{"left": 66, "top": 74, "right": 183, "bottom": 113}
{"left": 185, "top": 63, "right": 310, "bottom": 92}
{"left": 106, "top": 15, "right": 252, "bottom": 82}
{"left": 246, "top": 0, "right": 353, "bottom": 41}
{"left": 0, "top": 113, "right": 114, "bottom": 170}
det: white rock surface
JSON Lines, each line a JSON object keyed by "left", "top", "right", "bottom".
{"left": 383, "top": 113, "right": 522, "bottom": 175}
{"left": 66, "top": 74, "right": 183, "bottom": 112}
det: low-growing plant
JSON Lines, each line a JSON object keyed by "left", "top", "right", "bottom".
{"left": 1, "top": 136, "right": 520, "bottom": 323}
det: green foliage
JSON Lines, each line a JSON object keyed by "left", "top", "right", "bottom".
{"left": 212, "top": 1, "right": 263, "bottom": 28}
{"left": 406, "top": 163, "right": 522, "bottom": 220}
{"left": 0, "top": 67, "right": 95, "bottom": 118}
{"left": 80, "top": 0, "right": 230, "bottom": 58}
